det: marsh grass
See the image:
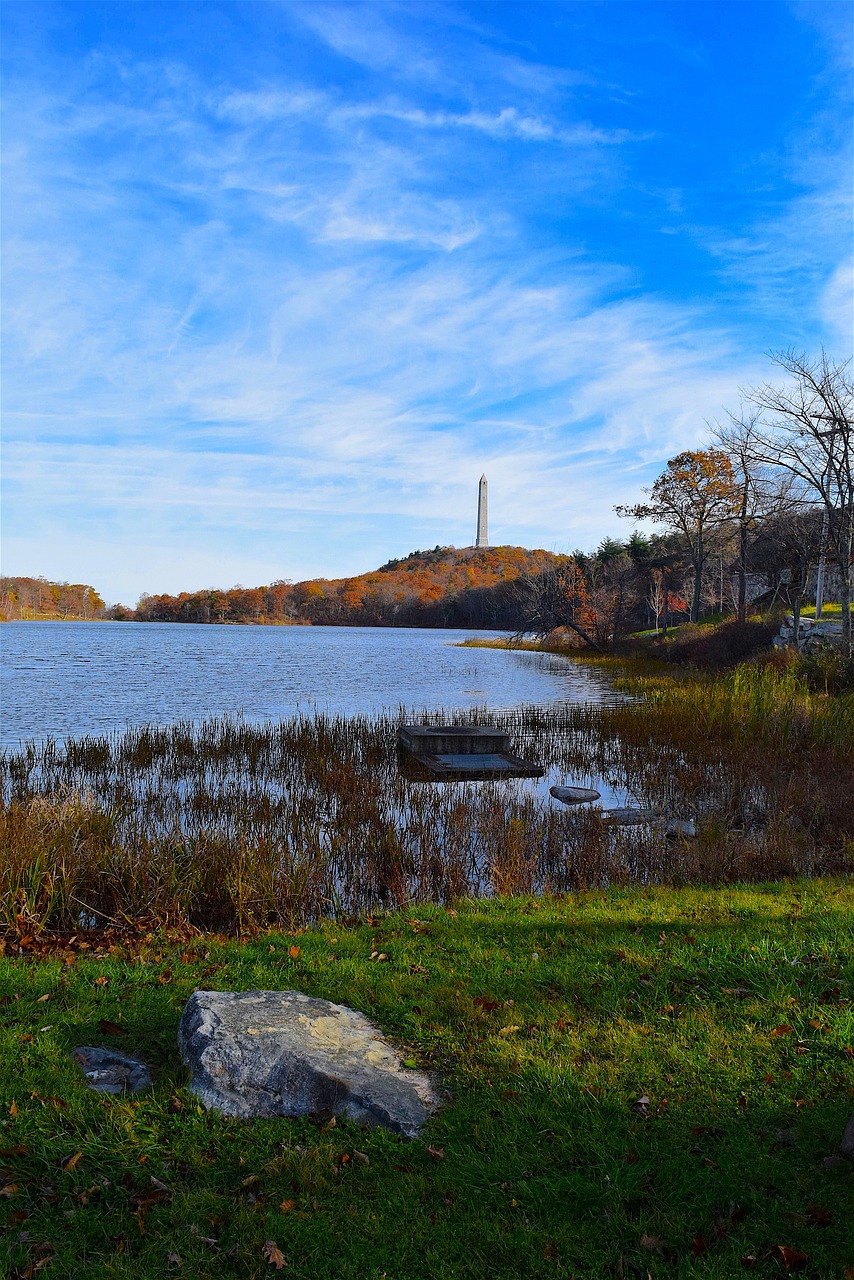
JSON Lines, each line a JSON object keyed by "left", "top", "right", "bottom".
{"left": 1, "top": 885, "right": 853, "bottom": 1279}
{"left": 2, "top": 658, "right": 852, "bottom": 936}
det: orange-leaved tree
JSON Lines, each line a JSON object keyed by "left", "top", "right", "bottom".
{"left": 617, "top": 449, "right": 738, "bottom": 622}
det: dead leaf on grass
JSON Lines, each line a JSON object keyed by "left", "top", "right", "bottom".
{"left": 425, "top": 1146, "right": 444, "bottom": 1159}
{"left": 640, "top": 1233, "right": 665, "bottom": 1254}
{"left": 98, "top": 1019, "right": 127, "bottom": 1036}
{"left": 774, "top": 1244, "right": 808, "bottom": 1272}
{"left": 771, "top": 1025, "right": 794, "bottom": 1037}
{"left": 263, "top": 1239, "right": 287, "bottom": 1269}
{"left": 61, "top": 1152, "right": 82, "bottom": 1173}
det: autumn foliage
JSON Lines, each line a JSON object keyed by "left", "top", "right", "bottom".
{"left": 1, "top": 576, "right": 105, "bottom": 621}
{"left": 133, "top": 546, "right": 569, "bottom": 629}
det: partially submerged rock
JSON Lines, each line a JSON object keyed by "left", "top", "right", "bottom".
{"left": 665, "top": 818, "right": 697, "bottom": 839}
{"left": 71, "top": 1046, "right": 152, "bottom": 1094}
{"left": 601, "top": 807, "right": 663, "bottom": 826}
{"left": 178, "top": 990, "right": 443, "bottom": 1138}
{"left": 550, "top": 784, "right": 601, "bottom": 805}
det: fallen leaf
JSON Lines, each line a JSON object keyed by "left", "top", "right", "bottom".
{"left": 722, "top": 986, "right": 751, "bottom": 997}
{"left": 352, "top": 1150, "right": 369, "bottom": 1165}
{"left": 691, "top": 1233, "right": 709, "bottom": 1256}
{"left": 740, "top": 1256, "right": 758, "bottom": 1269}
{"left": 771, "top": 1025, "right": 794, "bottom": 1037}
{"left": 94, "top": 976, "right": 109, "bottom": 986}
{"left": 279, "top": 1199, "right": 295, "bottom": 1213}
{"left": 0, "top": 1183, "right": 20, "bottom": 1198}
{"left": 263, "top": 1239, "right": 287, "bottom": 1269}
{"left": 8, "top": 1101, "right": 17, "bottom": 1117}
{"left": 241, "top": 1174, "right": 260, "bottom": 1188}
{"left": 804, "top": 1202, "right": 832, "bottom": 1227}
{"left": 774, "top": 1244, "right": 808, "bottom": 1272}
{"left": 61, "top": 1152, "right": 83, "bottom": 1173}
{"left": 473, "top": 998, "right": 499, "bottom": 1012}
{"left": 425, "top": 1146, "right": 444, "bottom": 1159}
{"left": 640, "top": 1234, "right": 665, "bottom": 1254}
{"left": 543, "top": 1242, "right": 557, "bottom": 1259}
{"left": 289, "top": 946, "right": 300, "bottom": 959}
{"left": 98, "top": 1019, "right": 127, "bottom": 1036}
{"left": 129, "top": 1188, "right": 169, "bottom": 1210}
{"left": 0, "top": 1145, "right": 30, "bottom": 1158}
{"left": 167, "top": 1252, "right": 181, "bottom": 1264}
{"left": 633, "top": 1095, "right": 651, "bottom": 1116}
{"left": 35, "top": 994, "right": 51, "bottom": 1003}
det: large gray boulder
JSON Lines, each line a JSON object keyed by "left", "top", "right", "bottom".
{"left": 178, "top": 990, "right": 443, "bottom": 1138}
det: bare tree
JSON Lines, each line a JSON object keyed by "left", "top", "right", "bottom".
{"left": 510, "top": 559, "right": 603, "bottom": 651}
{"left": 743, "top": 350, "right": 853, "bottom": 656}
{"left": 713, "top": 408, "right": 806, "bottom": 624}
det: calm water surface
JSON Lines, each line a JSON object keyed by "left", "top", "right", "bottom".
{"left": 1, "top": 623, "right": 617, "bottom": 751}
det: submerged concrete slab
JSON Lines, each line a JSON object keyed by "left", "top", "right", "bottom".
{"left": 398, "top": 725, "right": 510, "bottom": 756}
{"left": 178, "top": 990, "right": 443, "bottom": 1138}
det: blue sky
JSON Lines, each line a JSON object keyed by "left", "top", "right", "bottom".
{"left": 2, "top": 1, "right": 851, "bottom": 606}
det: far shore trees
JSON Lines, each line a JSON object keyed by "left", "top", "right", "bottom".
{"left": 616, "top": 449, "right": 739, "bottom": 623}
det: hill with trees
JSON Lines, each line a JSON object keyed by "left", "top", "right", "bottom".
{"left": 133, "top": 545, "right": 568, "bottom": 630}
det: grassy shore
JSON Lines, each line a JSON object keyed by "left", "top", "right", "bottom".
{"left": 2, "top": 883, "right": 853, "bottom": 1279}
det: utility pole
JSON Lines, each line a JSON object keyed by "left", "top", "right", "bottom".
{"left": 812, "top": 413, "right": 840, "bottom": 620}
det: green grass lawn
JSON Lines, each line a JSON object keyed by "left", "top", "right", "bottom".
{"left": 2, "top": 883, "right": 853, "bottom": 1279}
{"left": 800, "top": 604, "right": 853, "bottom": 618}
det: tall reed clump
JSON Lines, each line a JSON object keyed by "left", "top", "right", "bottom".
{"left": 2, "top": 663, "right": 851, "bottom": 937}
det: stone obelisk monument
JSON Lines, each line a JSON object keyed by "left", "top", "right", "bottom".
{"left": 475, "top": 474, "right": 488, "bottom": 548}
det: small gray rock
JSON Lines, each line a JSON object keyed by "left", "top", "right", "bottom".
{"left": 71, "top": 1046, "right": 152, "bottom": 1094}
{"left": 178, "top": 990, "right": 443, "bottom": 1138}
{"left": 550, "top": 785, "right": 601, "bottom": 805}
{"left": 840, "top": 1112, "right": 854, "bottom": 1160}
{"left": 601, "top": 807, "right": 662, "bottom": 826}
{"left": 665, "top": 819, "right": 697, "bottom": 839}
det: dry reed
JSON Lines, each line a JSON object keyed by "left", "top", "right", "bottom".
{"left": 2, "top": 669, "right": 851, "bottom": 935}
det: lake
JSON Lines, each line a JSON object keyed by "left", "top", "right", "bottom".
{"left": 0, "top": 622, "right": 618, "bottom": 751}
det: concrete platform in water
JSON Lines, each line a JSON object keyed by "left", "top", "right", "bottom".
{"left": 397, "top": 724, "right": 544, "bottom": 781}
